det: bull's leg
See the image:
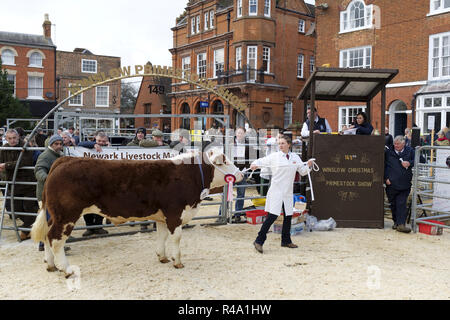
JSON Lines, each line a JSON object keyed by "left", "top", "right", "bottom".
{"left": 49, "top": 222, "right": 75, "bottom": 278}
{"left": 156, "top": 222, "right": 170, "bottom": 264}
{"left": 169, "top": 225, "right": 184, "bottom": 269}
{"left": 44, "top": 237, "right": 57, "bottom": 272}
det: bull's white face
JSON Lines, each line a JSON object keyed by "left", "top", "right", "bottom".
{"left": 205, "top": 148, "right": 243, "bottom": 188}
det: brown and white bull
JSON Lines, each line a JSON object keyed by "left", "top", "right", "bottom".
{"left": 31, "top": 149, "right": 242, "bottom": 277}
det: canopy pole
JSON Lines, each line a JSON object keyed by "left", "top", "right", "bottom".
{"left": 381, "top": 87, "right": 386, "bottom": 135}
{"left": 308, "top": 79, "right": 316, "bottom": 159}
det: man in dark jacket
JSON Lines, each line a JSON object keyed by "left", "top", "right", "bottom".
{"left": 0, "top": 129, "right": 38, "bottom": 240}
{"left": 384, "top": 135, "right": 415, "bottom": 233}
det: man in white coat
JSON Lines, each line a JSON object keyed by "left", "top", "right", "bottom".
{"left": 250, "top": 135, "right": 313, "bottom": 253}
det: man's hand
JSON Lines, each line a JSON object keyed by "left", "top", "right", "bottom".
{"left": 313, "top": 130, "right": 320, "bottom": 134}
{"left": 386, "top": 179, "right": 391, "bottom": 185}
{"left": 94, "top": 144, "right": 103, "bottom": 153}
{"left": 401, "top": 161, "right": 410, "bottom": 169}
{"left": 250, "top": 164, "right": 258, "bottom": 171}
{"left": 0, "top": 163, "right": 5, "bottom": 172}
{"left": 307, "top": 159, "right": 314, "bottom": 167}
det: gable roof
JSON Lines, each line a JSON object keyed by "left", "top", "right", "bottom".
{"left": 0, "top": 31, "right": 55, "bottom": 48}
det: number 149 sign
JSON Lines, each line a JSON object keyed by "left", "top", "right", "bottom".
{"left": 148, "top": 85, "right": 165, "bottom": 95}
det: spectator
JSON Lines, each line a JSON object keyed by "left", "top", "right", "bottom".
{"left": 34, "top": 135, "right": 65, "bottom": 250}
{"left": 150, "top": 129, "right": 168, "bottom": 146}
{"left": 343, "top": 112, "right": 373, "bottom": 135}
{"left": 385, "top": 127, "right": 393, "bottom": 148}
{"left": 384, "top": 135, "right": 415, "bottom": 233}
{"left": 301, "top": 107, "right": 332, "bottom": 138}
{"left": 78, "top": 131, "right": 111, "bottom": 235}
{"left": 69, "top": 127, "right": 80, "bottom": 145}
{"left": 0, "top": 129, "right": 38, "bottom": 240}
{"left": 404, "top": 128, "right": 412, "bottom": 147}
{"left": 435, "top": 130, "right": 450, "bottom": 146}
{"left": 170, "top": 129, "right": 191, "bottom": 151}
{"left": 444, "top": 127, "right": 450, "bottom": 140}
{"left": 127, "top": 127, "right": 155, "bottom": 147}
{"left": 232, "top": 127, "right": 251, "bottom": 222}
{"left": 35, "top": 128, "right": 47, "bottom": 148}
{"left": 60, "top": 131, "right": 76, "bottom": 147}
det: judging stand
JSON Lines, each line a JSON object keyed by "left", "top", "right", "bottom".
{"left": 297, "top": 67, "right": 399, "bottom": 228}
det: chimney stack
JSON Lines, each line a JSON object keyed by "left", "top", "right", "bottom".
{"left": 43, "top": 13, "right": 51, "bottom": 39}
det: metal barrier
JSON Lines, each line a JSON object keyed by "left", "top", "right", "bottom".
{"left": 411, "top": 145, "right": 450, "bottom": 233}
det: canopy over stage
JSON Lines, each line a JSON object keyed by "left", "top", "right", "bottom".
{"left": 297, "top": 68, "right": 399, "bottom": 228}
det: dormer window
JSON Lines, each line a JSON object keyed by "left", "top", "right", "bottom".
{"left": 340, "top": 0, "right": 373, "bottom": 33}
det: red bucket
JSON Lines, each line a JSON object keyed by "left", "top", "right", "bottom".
{"left": 246, "top": 210, "right": 268, "bottom": 225}
{"left": 418, "top": 220, "right": 445, "bottom": 235}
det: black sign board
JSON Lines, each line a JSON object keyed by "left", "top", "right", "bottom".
{"left": 311, "top": 135, "right": 385, "bottom": 228}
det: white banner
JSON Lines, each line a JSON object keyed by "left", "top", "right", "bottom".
{"left": 65, "top": 147, "right": 179, "bottom": 161}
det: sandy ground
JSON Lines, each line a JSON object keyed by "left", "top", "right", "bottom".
{"left": 0, "top": 189, "right": 449, "bottom": 300}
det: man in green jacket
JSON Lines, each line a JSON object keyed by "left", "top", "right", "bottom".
{"left": 0, "top": 129, "right": 38, "bottom": 240}
{"left": 127, "top": 127, "right": 158, "bottom": 147}
{"left": 34, "top": 135, "right": 64, "bottom": 204}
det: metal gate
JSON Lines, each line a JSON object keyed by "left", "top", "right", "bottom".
{"left": 410, "top": 145, "right": 450, "bottom": 233}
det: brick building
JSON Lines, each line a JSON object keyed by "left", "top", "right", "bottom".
{"left": 0, "top": 14, "right": 57, "bottom": 118}
{"left": 314, "top": 0, "right": 450, "bottom": 136}
{"left": 169, "top": 0, "right": 315, "bottom": 131}
{"left": 56, "top": 48, "right": 121, "bottom": 133}
{"left": 134, "top": 63, "right": 172, "bottom": 130}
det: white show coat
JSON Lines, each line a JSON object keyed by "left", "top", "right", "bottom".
{"left": 252, "top": 151, "right": 311, "bottom": 216}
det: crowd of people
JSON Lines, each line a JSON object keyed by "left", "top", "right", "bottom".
{"left": 0, "top": 116, "right": 449, "bottom": 253}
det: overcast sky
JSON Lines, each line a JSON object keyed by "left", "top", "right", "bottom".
{"left": 1, "top": 0, "right": 314, "bottom": 71}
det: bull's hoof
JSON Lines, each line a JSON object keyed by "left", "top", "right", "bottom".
{"left": 46, "top": 266, "right": 58, "bottom": 272}
{"left": 159, "top": 257, "right": 170, "bottom": 264}
{"left": 173, "top": 263, "right": 184, "bottom": 269}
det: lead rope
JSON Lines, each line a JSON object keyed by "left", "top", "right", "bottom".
{"left": 241, "top": 158, "right": 320, "bottom": 200}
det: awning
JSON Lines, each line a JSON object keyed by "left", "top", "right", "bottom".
{"left": 297, "top": 67, "right": 399, "bottom": 102}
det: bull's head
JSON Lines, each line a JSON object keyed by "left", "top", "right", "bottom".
{"left": 205, "top": 148, "right": 243, "bottom": 188}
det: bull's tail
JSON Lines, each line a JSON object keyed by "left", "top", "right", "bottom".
{"left": 30, "top": 202, "right": 49, "bottom": 243}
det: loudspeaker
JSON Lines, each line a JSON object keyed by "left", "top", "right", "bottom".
{"left": 411, "top": 127, "right": 420, "bottom": 148}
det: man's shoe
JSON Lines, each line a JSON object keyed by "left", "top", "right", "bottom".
{"left": 82, "top": 229, "right": 95, "bottom": 237}
{"left": 281, "top": 243, "right": 298, "bottom": 248}
{"left": 94, "top": 228, "right": 109, "bottom": 235}
{"left": 253, "top": 241, "right": 263, "bottom": 254}
{"left": 19, "top": 231, "right": 31, "bottom": 241}
{"left": 396, "top": 224, "right": 411, "bottom": 233}
{"left": 392, "top": 224, "right": 398, "bottom": 230}
{"left": 38, "top": 242, "right": 44, "bottom": 251}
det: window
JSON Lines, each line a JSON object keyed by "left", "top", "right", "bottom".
{"left": 284, "top": 101, "right": 293, "bottom": 128}
{"left": 210, "top": 11, "right": 214, "bottom": 29}
{"left": 247, "top": 46, "right": 257, "bottom": 82}
{"left": 214, "top": 48, "right": 224, "bottom": 78}
{"left": 28, "top": 76, "right": 43, "bottom": 98}
{"left": 81, "top": 59, "right": 97, "bottom": 73}
{"left": 236, "top": 47, "right": 242, "bottom": 71}
{"left": 1, "top": 49, "right": 15, "bottom": 65}
{"left": 204, "top": 12, "right": 209, "bottom": 30}
{"left": 417, "top": 93, "right": 450, "bottom": 134}
{"left": 310, "top": 56, "right": 315, "bottom": 73}
{"left": 262, "top": 47, "right": 270, "bottom": 73}
{"left": 6, "top": 74, "right": 15, "bottom": 96}
{"left": 182, "top": 56, "right": 191, "bottom": 78}
{"left": 264, "top": 0, "right": 271, "bottom": 17}
{"left": 429, "top": 32, "right": 450, "bottom": 79}
{"left": 196, "top": 16, "right": 200, "bottom": 33}
{"left": 237, "top": 0, "right": 243, "bottom": 17}
{"left": 340, "top": 46, "right": 372, "bottom": 68}
{"left": 95, "top": 86, "right": 109, "bottom": 107}
{"left": 249, "top": 0, "right": 257, "bottom": 15}
{"left": 68, "top": 84, "right": 83, "bottom": 106}
{"left": 197, "top": 53, "right": 207, "bottom": 78}
{"left": 297, "top": 54, "right": 304, "bottom": 78}
{"left": 191, "top": 17, "right": 196, "bottom": 34}
{"left": 430, "top": 0, "right": 450, "bottom": 14}
{"left": 298, "top": 19, "right": 305, "bottom": 33}
{"left": 340, "top": 0, "right": 373, "bottom": 33}
{"left": 29, "top": 52, "right": 43, "bottom": 67}
{"left": 338, "top": 106, "right": 366, "bottom": 130}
